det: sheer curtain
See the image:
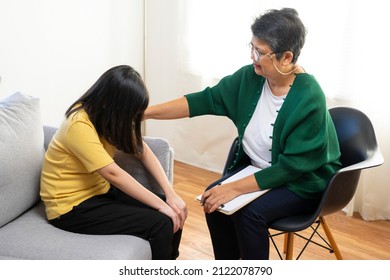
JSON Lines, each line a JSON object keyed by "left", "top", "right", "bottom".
{"left": 145, "top": 0, "right": 389, "bottom": 220}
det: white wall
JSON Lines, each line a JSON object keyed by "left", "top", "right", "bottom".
{"left": 144, "top": 0, "right": 238, "bottom": 172}
{"left": 144, "top": 0, "right": 180, "bottom": 141}
{"left": 0, "top": 0, "right": 145, "bottom": 126}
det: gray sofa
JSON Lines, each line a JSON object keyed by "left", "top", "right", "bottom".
{"left": 0, "top": 92, "right": 174, "bottom": 259}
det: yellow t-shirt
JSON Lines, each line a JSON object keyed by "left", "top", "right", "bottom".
{"left": 40, "top": 110, "right": 115, "bottom": 220}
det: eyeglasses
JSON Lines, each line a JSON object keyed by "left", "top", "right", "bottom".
{"left": 248, "top": 43, "right": 276, "bottom": 62}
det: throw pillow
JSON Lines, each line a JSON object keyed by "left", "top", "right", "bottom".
{"left": 0, "top": 92, "right": 44, "bottom": 226}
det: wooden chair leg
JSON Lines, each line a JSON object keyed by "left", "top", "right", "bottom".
{"left": 319, "top": 216, "right": 343, "bottom": 260}
{"left": 285, "top": 232, "right": 294, "bottom": 260}
{"left": 283, "top": 233, "right": 288, "bottom": 253}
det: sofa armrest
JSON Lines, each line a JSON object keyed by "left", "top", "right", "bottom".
{"left": 43, "top": 125, "right": 57, "bottom": 150}
{"left": 114, "top": 136, "right": 174, "bottom": 195}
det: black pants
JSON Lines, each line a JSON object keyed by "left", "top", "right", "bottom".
{"left": 205, "top": 183, "right": 320, "bottom": 260}
{"left": 50, "top": 187, "right": 182, "bottom": 260}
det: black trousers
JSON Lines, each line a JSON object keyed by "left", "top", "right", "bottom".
{"left": 205, "top": 180, "right": 320, "bottom": 259}
{"left": 50, "top": 187, "right": 182, "bottom": 260}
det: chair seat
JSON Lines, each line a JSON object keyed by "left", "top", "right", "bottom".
{"left": 269, "top": 215, "right": 317, "bottom": 232}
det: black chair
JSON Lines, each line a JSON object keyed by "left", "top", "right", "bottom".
{"left": 222, "top": 107, "right": 384, "bottom": 259}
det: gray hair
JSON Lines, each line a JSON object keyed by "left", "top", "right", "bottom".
{"left": 251, "top": 8, "right": 306, "bottom": 63}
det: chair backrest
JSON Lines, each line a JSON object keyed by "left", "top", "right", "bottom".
{"left": 319, "top": 107, "right": 383, "bottom": 216}
{"left": 329, "top": 107, "right": 379, "bottom": 167}
{"left": 222, "top": 138, "right": 239, "bottom": 176}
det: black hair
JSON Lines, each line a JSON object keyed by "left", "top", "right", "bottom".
{"left": 251, "top": 8, "right": 306, "bottom": 63}
{"left": 65, "top": 65, "right": 149, "bottom": 155}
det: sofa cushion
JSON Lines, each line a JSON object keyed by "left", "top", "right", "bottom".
{"left": 0, "top": 202, "right": 151, "bottom": 259}
{"left": 0, "top": 92, "right": 44, "bottom": 226}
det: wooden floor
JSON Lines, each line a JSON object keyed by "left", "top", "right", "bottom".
{"left": 173, "top": 161, "right": 390, "bottom": 260}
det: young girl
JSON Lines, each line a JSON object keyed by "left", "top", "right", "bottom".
{"left": 40, "top": 65, "right": 187, "bottom": 260}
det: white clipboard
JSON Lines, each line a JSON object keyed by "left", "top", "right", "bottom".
{"left": 196, "top": 165, "right": 269, "bottom": 215}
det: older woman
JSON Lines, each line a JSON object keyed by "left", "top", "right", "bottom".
{"left": 144, "top": 8, "right": 341, "bottom": 259}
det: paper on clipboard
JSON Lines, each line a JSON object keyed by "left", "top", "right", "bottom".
{"left": 196, "top": 165, "right": 269, "bottom": 215}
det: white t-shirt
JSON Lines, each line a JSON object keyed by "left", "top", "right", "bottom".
{"left": 242, "top": 80, "right": 286, "bottom": 169}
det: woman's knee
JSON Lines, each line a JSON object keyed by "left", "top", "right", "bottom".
{"left": 233, "top": 204, "right": 268, "bottom": 229}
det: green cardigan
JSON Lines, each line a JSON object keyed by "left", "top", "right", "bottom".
{"left": 185, "top": 64, "right": 341, "bottom": 199}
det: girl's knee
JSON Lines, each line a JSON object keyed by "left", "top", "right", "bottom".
{"left": 151, "top": 214, "right": 173, "bottom": 240}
